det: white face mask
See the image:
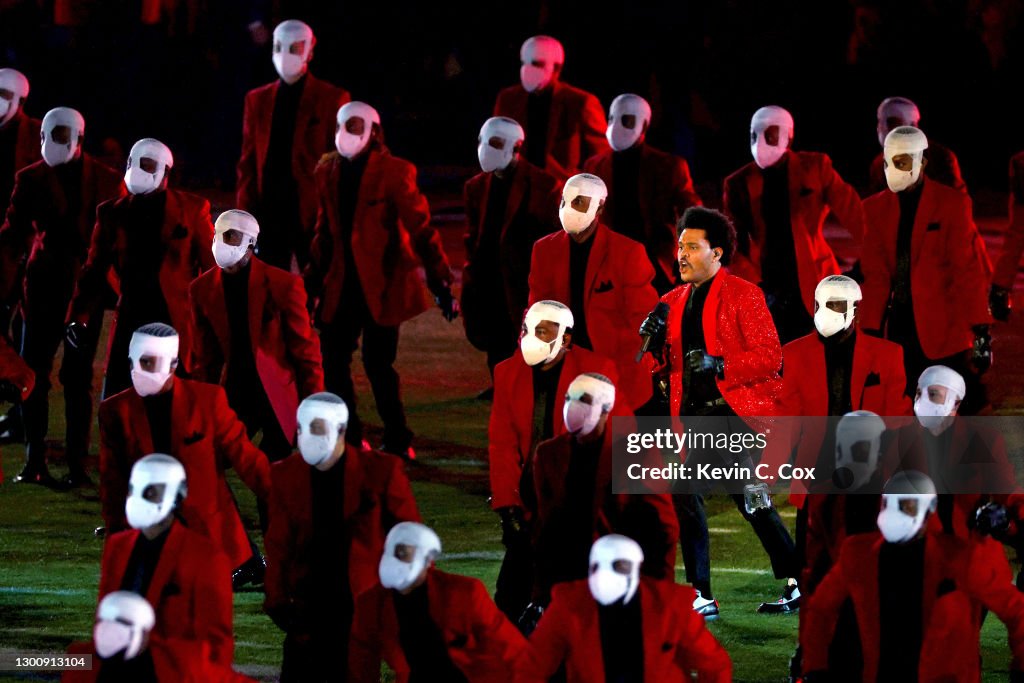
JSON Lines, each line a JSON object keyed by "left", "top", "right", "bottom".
{"left": 749, "top": 106, "right": 793, "bottom": 170}
{"left": 40, "top": 108, "right": 85, "bottom": 167}
{"left": 128, "top": 333, "right": 178, "bottom": 398}
{"left": 42, "top": 137, "right": 75, "bottom": 167}
{"left": 0, "top": 98, "right": 10, "bottom": 124}
{"left": 835, "top": 439, "right": 880, "bottom": 490}
{"left": 296, "top": 397, "right": 349, "bottom": 467}
{"left": 273, "top": 52, "right": 305, "bottom": 83}
{"left": 520, "top": 334, "right": 558, "bottom": 366}
{"left": 605, "top": 94, "right": 651, "bottom": 152}
{"left": 883, "top": 153, "right": 923, "bottom": 193}
{"left": 379, "top": 522, "right": 441, "bottom": 591}
{"left": 125, "top": 166, "right": 161, "bottom": 196}
{"left": 124, "top": 138, "right": 173, "bottom": 196}
{"left": 914, "top": 394, "right": 955, "bottom": 430}
{"left": 563, "top": 399, "right": 602, "bottom": 436}
{"left": 751, "top": 130, "right": 788, "bottom": 169}
{"left": 125, "top": 455, "right": 185, "bottom": 530}
{"left": 94, "top": 621, "right": 133, "bottom": 659}
{"left": 335, "top": 102, "right": 380, "bottom": 160}
{"left": 298, "top": 432, "right": 336, "bottom": 467}
{"left": 558, "top": 174, "right": 607, "bottom": 235}
{"left": 212, "top": 238, "right": 251, "bottom": 269}
{"left": 520, "top": 63, "right": 553, "bottom": 93}
{"left": 834, "top": 411, "right": 885, "bottom": 491}
{"left": 814, "top": 306, "right": 847, "bottom": 338}
{"left": 606, "top": 122, "right": 640, "bottom": 153}
{"left": 588, "top": 535, "right": 643, "bottom": 605}
{"left": 478, "top": 142, "right": 512, "bottom": 173}
{"left": 877, "top": 494, "right": 933, "bottom": 543}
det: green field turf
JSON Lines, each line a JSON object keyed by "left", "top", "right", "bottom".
{"left": 0, "top": 311, "right": 1016, "bottom": 682}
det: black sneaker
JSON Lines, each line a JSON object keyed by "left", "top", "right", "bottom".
{"left": 232, "top": 554, "right": 267, "bottom": 592}
{"left": 13, "top": 463, "right": 58, "bottom": 487}
{"left": 757, "top": 581, "right": 801, "bottom": 614}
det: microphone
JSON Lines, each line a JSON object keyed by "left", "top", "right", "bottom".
{"left": 636, "top": 302, "right": 670, "bottom": 362}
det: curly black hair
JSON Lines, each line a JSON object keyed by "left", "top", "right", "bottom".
{"left": 676, "top": 206, "right": 737, "bottom": 265}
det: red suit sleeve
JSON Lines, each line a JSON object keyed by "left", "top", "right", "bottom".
{"left": 0, "top": 167, "right": 33, "bottom": 301}
{"left": 394, "top": 162, "right": 452, "bottom": 294}
{"left": 962, "top": 540, "right": 1024, "bottom": 670}
{"left": 882, "top": 345, "right": 910, "bottom": 416}
{"left": 98, "top": 401, "right": 130, "bottom": 533}
{"left": 820, "top": 154, "right": 866, "bottom": 245}
{"left": 488, "top": 363, "right": 524, "bottom": 510}
{"left": 281, "top": 275, "right": 325, "bottom": 397}
{"left": 672, "top": 156, "right": 703, "bottom": 214}
{"left": 579, "top": 94, "right": 610, "bottom": 167}
{"left": 463, "top": 180, "right": 481, "bottom": 262}
{"left": 67, "top": 200, "right": 116, "bottom": 325}
{"left": 236, "top": 92, "right": 259, "bottom": 213}
{"left": 468, "top": 578, "right": 528, "bottom": 666}
{"left": 263, "top": 470, "right": 295, "bottom": 621}
{"left": 212, "top": 386, "right": 271, "bottom": 500}
{"left": 516, "top": 587, "right": 572, "bottom": 683}
{"left": 722, "top": 284, "right": 782, "bottom": 386}
{"left": 945, "top": 192, "right": 992, "bottom": 329}
{"left": 672, "top": 587, "right": 732, "bottom": 682}
{"left": 188, "top": 282, "right": 223, "bottom": 385}
{"left": 800, "top": 538, "right": 854, "bottom": 672}
{"left": 192, "top": 198, "right": 216, "bottom": 273}
{"left": 196, "top": 543, "right": 234, "bottom": 666}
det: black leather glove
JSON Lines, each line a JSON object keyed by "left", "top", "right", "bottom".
{"left": 497, "top": 506, "right": 528, "bottom": 547}
{"left": 976, "top": 502, "right": 1011, "bottom": 539}
{"left": 65, "top": 322, "right": 86, "bottom": 350}
{"left": 638, "top": 309, "right": 667, "bottom": 357}
{"left": 0, "top": 380, "right": 22, "bottom": 403}
{"left": 990, "top": 285, "right": 1012, "bottom": 322}
{"left": 517, "top": 602, "right": 544, "bottom": 637}
{"left": 971, "top": 324, "right": 993, "bottom": 374}
{"left": 435, "top": 286, "right": 460, "bottom": 322}
{"left": 686, "top": 349, "right": 724, "bottom": 378}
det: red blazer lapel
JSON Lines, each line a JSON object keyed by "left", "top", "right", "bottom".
{"left": 851, "top": 335, "right": 872, "bottom": 410}
{"left": 169, "top": 379, "right": 191, "bottom": 456}
{"left": 667, "top": 285, "right": 691, "bottom": 375}
{"left": 805, "top": 338, "right": 829, "bottom": 414}
{"left": 247, "top": 258, "right": 268, "bottom": 357}
{"left": 911, "top": 180, "right": 934, "bottom": 270}
{"left": 126, "top": 390, "right": 156, "bottom": 455}
{"left": 583, "top": 224, "right": 609, "bottom": 313}
{"left": 204, "top": 269, "right": 231, "bottom": 355}
{"left": 702, "top": 272, "right": 726, "bottom": 356}
{"left": 342, "top": 446, "right": 367, "bottom": 520}
{"left": 256, "top": 83, "right": 277, "bottom": 174}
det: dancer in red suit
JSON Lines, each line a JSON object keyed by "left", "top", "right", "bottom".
{"left": 65, "top": 591, "right": 252, "bottom": 682}
{"left": 0, "top": 333, "right": 32, "bottom": 481}
{"left": 528, "top": 173, "right": 658, "bottom": 411}
{"left": 801, "top": 471, "right": 1024, "bottom": 683}
{"left": 860, "top": 126, "right": 992, "bottom": 411}
{"left": 462, "top": 116, "right": 560, "bottom": 379}
{"left": 517, "top": 534, "right": 731, "bottom": 683}
{"left": 492, "top": 36, "right": 608, "bottom": 182}
{"left": 639, "top": 206, "right": 794, "bottom": 616}
{"left": 98, "top": 323, "right": 271, "bottom": 571}
{"left": 723, "top": 106, "right": 865, "bottom": 344}
{"left": 265, "top": 392, "right": 420, "bottom": 683}
{"left": 583, "top": 93, "right": 702, "bottom": 294}
{"left": 867, "top": 97, "right": 966, "bottom": 196}
{"left": 66, "top": 137, "right": 214, "bottom": 398}
{"left": 306, "top": 101, "right": 457, "bottom": 459}
{"left": 0, "top": 107, "right": 123, "bottom": 486}
{"left": 526, "top": 373, "right": 678, "bottom": 622}
{"left": 990, "top": 149, "right": 1024, "bottom": 321}
{"left": 349, "top": 523, "right": 526, "bottom": 683}
{"left": 236, "top": 19, "right": 350, "bottom": 271}
{"left": 489, "top": 299, "right": 617, "bottom": 623}
{"left": 98, "top": 455, "right": 234, "bottom": 666}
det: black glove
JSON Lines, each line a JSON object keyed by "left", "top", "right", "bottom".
{"left": 975, "top": 502, "right": 1011, "bottom": 538}
{"left": 517, "top": 602, "right": 544, "bottom": 637}
{"left": 991, "top": 285, "right": 1012, "bottom": 322}
{"left": 497, "top": 506, "right": 528, "bottom": 547}
{"left": 0, "top": 380, "right": 22, "bottom": 403}
{"left": 971, "top": 324, "right": 993, "bottom": 374}
{"left": 686, "top": 349, "right": 724, "bottom": 378}
{"left": 435, "top": 287, "right": 460, "bottom": 322}
{"left": 638, "top": 310, "right": 667, "bottom": 357}
{"left": 65, "top": 322, "right": 86, "bottom": 350}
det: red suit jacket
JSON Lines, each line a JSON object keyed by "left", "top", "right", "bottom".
{"left": 583, "top": 144, "right": 702, "bottom": 286}
{"left": 532, "top": 429, "right": 679, "bottom": 593}
{"left": 98, "top": 378, "right": 271, "bottom": 569}
{"left": 868, "top": 141, "right": 966, "bottom": 197}
{"left": 3, "top": 111, "right": 40, "bottom": 196}
{"left": 801, "top": 531, "right": 1024, "bottom": 682}
{"left": 309, "top": 148, "right": 452, "bottom": 326}
{"left": 97, "top": 523, "right": 234, "bottom": 665}
{"left": 516, "top": 578, "right": 732, "bottom": 683}
{"left": 528, "top": 223, "right": 657, "bottom": 409}
{"left": 994, "top": 150, "right": 1024, "bottom": 289}
{"left": 723, "top": 151, "right": 865, "bottom": 315}
{"left": 65, "top": 637, "right": 254, "bottom": 683}
{"left": 67, "top": 189, "right": 215, "bottom": 372}
{"left": 190, "top": 256, "right": 325, "bottom": 441}
{"left": 264, "top": 448, "right": 420, "bottom": 628}
{"left": 349, "top": 570, "right": 527, "bottom": 683}
{"left": 462, "top": 159, "right": 560, "bottom": 345}
{"left": 236, "top": 74, "right": 350, "bottom": 232}
{"left": 861, "top": 178, "right": 991, "bottom": 359}
{"left": 493, "top": 81, "right": 609, "bottom": 182}
{"left": 659, "top": 272, "right": 782, "bottom": 418}
{"left": 0, "top": 154, "right": 124, "bottom": 305}
{"left": 489, "top": 346, "right": 618, "bottom": 511}
{"left": 0, "top": 334, "right": 33, "bottom": 481}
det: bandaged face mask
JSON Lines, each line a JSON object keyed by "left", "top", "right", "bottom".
{"left": 379, "top": 522, "right": 441, "bottom": 591}
{"left": 273, "top": 52, "right": 305, "bottom": 83}
{"left": 878, "top": 495, "right": 933, "bottom": 543}
{"left": 212, "top": 239, "right": 251, "bottom": 269}
{"left": 750, "top": 106, "right": 793, "bottom": 169}
{"left": 94, "top": 621, "right": 132, "bottom": 659}
{"left": 606, "top": 94, "right": 651, "bottom": 152}
{"left": 519, "top": 36, "right": 563, "bottom": 93}
{"left": 0, "top": 69, "right": 29, "bottom": 128}
{"left": 128, "top": 331, "right": 178, "bottom": 397}
{"left": 125, "top": 454, "right": 186, "bottom": 530}
{"left": 477, "top": 117, "right": 524, "bottom": 173}
{"left": 520, "top": 301, "right": 574, "bottom": 366}
{"left": 833, "top": 411, "right": 885, "bottom": 491}
{"left": 520, "top": 334, "right": 558, "bottom": 366}
{"left": 95, "top": 592, "right": 154, "bottom": 661}
{"left": 813, "top": 307, "right": 847, "bottom": 338}
{"left": 559, "top": 173, "right": 607, "bottom": 234}
{"left": 883, "top": 126, "right": 928, "bottom": 193}
{"left": 124, "top": 138, "right": 173, "bottom": 196}
{"left": 40, "top": 108, "right": 84, "bottom": 167}
{"left": 335, "top": 102, "right": 380, "bottom": 160}
{"left": 914, "top": 393, "right": 956, "bottom": 430}
{"left": 562, "top": 373, "right": 615, "bottom": 436}
{"left": 272, "top": 20, "right": 313, "bottom": 84}
{"left": 813, "top": 275, "right": 860, "bottom": 338}
{"left": 296, "top": 395, "right": 349, "bottom": 467}
{"left": 588, "top": 535, "right": 643, "bottom": 605}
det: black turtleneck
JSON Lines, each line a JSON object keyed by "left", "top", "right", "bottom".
{"left": 338, "top": 152, "right": 370, "bottom": 295}
{"left": 264, "top": 75, "right": 306, "bottom": 199}
{"left": 609, "top": 144, "right": 643, "bottom": 243}
{"left": 0, "top": 114, "right": 20, "bottom": 217}
{"left": 394, "top": 581, "right": 468, "bottom": 683}
{"left": 222, "top": 262, "right": 256, "bottom": 396}
{"left": 309, "top": 458, "right": 351, "bottom": 620}
{"left": 52, "top": 157, "right": 86, "bottom": 252}
{"left": 122, "top": 191, "right": 171, "bottom": 326}
{"left": 893, "top": 183, "right": 923, "bottom": 309}
{"left": 143, "top": 389, "right": 173, "bottom": 455}
{"left": 877, "top": 537, "right": 925, "bottom": 682}
{"left": 120, "top": 524, "right": 171, "bottom": 596}
{"left": 824, "top": 330, "right": 856, "bottom": 416}
{"left": 759, "top": 155, "right": 800, "bottom": 299}
{"left": 569, "top": 234, "right": 595, "bottom": 350}
{"left": 682, "top": 274, "right": 723, "bottom": 414}
{"left": 531, "top": 357, "right": 564, "bottom": 449}
{"left": 479, "top": 165, "right": 515, "bottom": 271}
{"left": 96, "top": 650, "right": 158, "bottom": 683}
{"left": 597, "top": 592, "right": 644, "bottom": 683}
{"left": 525, "top": 87, "right": 553, "bottom": 169}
